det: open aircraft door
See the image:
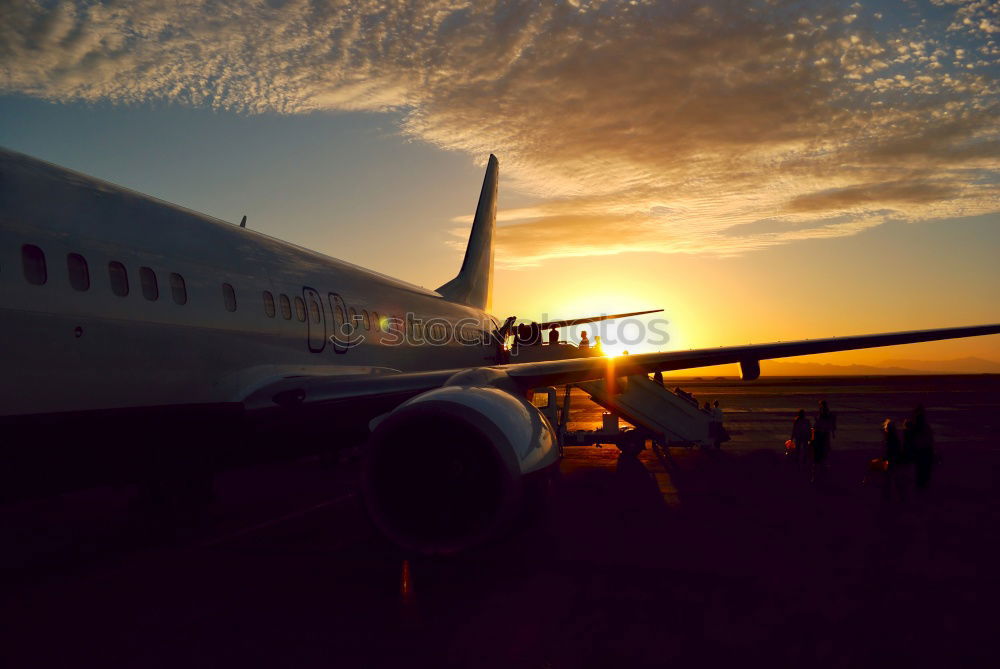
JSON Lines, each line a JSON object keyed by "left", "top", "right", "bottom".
{"left": 303, "top": 286, "right": 327, "bottom": 352}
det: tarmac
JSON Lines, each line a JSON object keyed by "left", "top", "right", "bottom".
{"left": 2, "top": 375, "right": 999, "bottom": 668}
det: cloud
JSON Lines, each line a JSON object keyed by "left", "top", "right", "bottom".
{"left": 1, "top": 0, "right": 998, "bottom": 266}
{"left": 786, "top": 181, "right": 960, "bottom": 211}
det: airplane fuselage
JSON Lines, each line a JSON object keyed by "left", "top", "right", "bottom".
{"left": 1, "top": 150, "right": 500, "bottom": 418}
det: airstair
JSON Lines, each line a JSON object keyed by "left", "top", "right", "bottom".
{"left": 534, "top": 374, "right": 717, "bottom": 455}
{"left": 579, "top": 375, "right": 715, "bottom": 448}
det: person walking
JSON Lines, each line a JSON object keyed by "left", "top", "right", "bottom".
{"left": 904, "top": 405, "right": 935, "bottom": 491}
{"left": 712, "top": 400, "right": 725, "bottom": 449}
{"left": 881, "top": 419, "right": 906, "bottom": 501}
{"left": 791, "top": 409, "right": 811, "bottom": 467}
{"left": 811, "top": 400, "right": 836, "bottom": 481}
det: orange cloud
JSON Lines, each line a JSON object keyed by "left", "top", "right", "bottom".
{"left": 2, "top": 1, "right": 997, "bottom": 265}
{"left": 787, "top": 181, "right": 961, "bottom": 212}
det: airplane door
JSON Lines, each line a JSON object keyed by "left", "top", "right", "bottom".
{"left": 303, "top": 287, "right": 327, "bottom": 352}
{"left": 328, "top": 292, "right": 349, "bottom": 354}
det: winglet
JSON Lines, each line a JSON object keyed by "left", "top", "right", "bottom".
{"left": 437, "top": 154, "right": 498, "bottom": 311}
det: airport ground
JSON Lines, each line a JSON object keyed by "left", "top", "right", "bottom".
{"left": 2, "top": 375, "right": 999, "bottom": 668}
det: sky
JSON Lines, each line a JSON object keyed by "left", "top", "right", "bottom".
{"left": 1, "top": 0, "right": 998, "bottom": 369}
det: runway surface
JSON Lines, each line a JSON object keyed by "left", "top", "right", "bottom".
{"left": 2, "top": 375, "right": 999, "bottom": 667}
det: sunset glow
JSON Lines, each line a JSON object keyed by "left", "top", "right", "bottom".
{"left": 1, "top": 1, "right": 996, "bottom": 369}
{"left": 3, "top": 6, "right": 999, "bottom": 665}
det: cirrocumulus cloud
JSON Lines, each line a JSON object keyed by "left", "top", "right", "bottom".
{"left": 2, "top": 0, "right": 997, "bottom": 266}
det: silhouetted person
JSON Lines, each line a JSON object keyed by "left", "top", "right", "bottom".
{"left": 517, "top": 322, "right": 530, "bottom": 345}
{"left": 702, "top": 401, "right": 715, "bottom": 448}
{"left": 674, "top": 387, "right": 697, "bottom": 407}
{"left": 593, "top": 335, "right": 603, "bottom": 355}
{"left": 881, "top": 418, "right": 906, "bottom": 501}
{"left": 812, "top": 400, "right": 835, "bottom": 478}
{"left": 882, "top": 418, "right": 903, "bottom": 463}
{"left": 548, "top": 326, "right": 559, "bottom": 346}
{"left": 579, "top": 331, "right": 590, "bottom": 349}
{"left": 792, "top": 409, "right": 811, "bottom": 466}
{"left": 904, "top": 405, "right": 935, "bottom": 490}
{"left": 713, "top": 400, "right": 726, "bottom": 447}
{"left": 709, "top": 400, "right": 725, "bottom": 448}
{"left": 821, "top": 400, "right": 837, "bottom": 438}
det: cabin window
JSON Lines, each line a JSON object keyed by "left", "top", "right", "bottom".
{"left": 309, "top": 297, "right": 320, "bottom": 324}
{"left": 294, "top": 296, "right": 306, "bottom": 322}
{"left": 458, "top": 325, "right": 475, "bottom": 344}
{"left": 140, "top": 267, "right": 159, "bottom": 301}
{"left": 279, "top": 294, "right": 291, "bottom": 320}
{"left": 67, "top": 253, "right": 89, "bottom": 291}
{"left": 371, "top": 311, "right": 381, "bottom": 332}
{"left": 263, "top": 291, "right": 276, "bottom": 318}
{"left": 426, "top": 321, "right": 446, "bottom": 344}
{"left": 169, "top": 273, "right": 187, "bottom": 305}
{"left": 222, "top": 282, "right": 237, "bottom": 312}
{"left": 108, "top": 261, "right": 129, "bottom": 296}
{"left": 362, "top": 309, "right": 371, "bottom": 331}
{"left": 334, "top": 304, "right": 345, "bottom": 328}
{"left": 22, "top": 245, "right": 47, "bottom": 285}
{"left": 349, "top": 307, "right": 358, "bottom": 329}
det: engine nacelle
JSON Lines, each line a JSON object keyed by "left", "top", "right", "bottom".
{"left": 362, "top": 378, "right": 559, "bottom": 555}
{"left": 740, "top": 359, "right": 761, "bottom": 381}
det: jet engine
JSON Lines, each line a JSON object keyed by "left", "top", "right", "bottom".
{"left": 362, "top": 369, "right": 559, "bottom": 555}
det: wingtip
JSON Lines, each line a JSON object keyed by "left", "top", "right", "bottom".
{"left": 488, "top": 153, "right": 499, "bottom": 166}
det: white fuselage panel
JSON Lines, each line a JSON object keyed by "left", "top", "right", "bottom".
{"left": 0, "top": 149, "right": 498, "bottom": 416}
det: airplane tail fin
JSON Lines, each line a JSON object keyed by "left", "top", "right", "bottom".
{"left": 437, "top": 154, "right": 498, "bottom": 312}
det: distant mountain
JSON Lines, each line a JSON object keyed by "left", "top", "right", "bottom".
{"left": 878, "top": 357, "right": 1000, "bottom": 374}
{"left": 760, "top": 357, "right": 1000, "bottom": 376}
{"left": 761, "top": 361, "right": 920, "bottom": 376}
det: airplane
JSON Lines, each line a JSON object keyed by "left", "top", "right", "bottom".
{"left": 1, "top": 147, "right": 998, "bottom": 554}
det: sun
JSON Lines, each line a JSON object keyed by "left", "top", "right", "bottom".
{"left": 597, "top": 342, "right": 630, "bottom": 357}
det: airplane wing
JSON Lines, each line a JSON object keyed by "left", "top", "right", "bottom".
{"left": 536, "top": 309, "right": 663, "bottom": 330}
{"left": 246, "top": 321, "right": 998, "bottom": 555}
{"left": 504, "top": 323, "right": 1000, "bottom": 387}
{"left": 244, "top": 369, "right": 461, "bottom": 411}
{"left": 244, "top": 323, "right": 1000, "bottom": 411}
